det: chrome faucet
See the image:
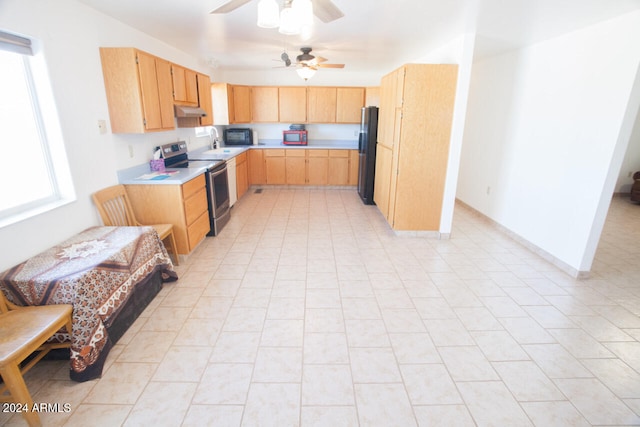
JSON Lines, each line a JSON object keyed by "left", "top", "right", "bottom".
{"left": 209, "top": 126, "right": 220, "bottom": 150}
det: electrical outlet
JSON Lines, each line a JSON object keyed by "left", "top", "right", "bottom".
{"left": 97, "top": 120, "right": 107, "bottom": 134}
{"left": 486, "top": 186, "right": 491, "bottom": 195}
{"left": 629, "top": 171, "right": 633, "bottom": 178}
{"left": 128, "top": 145, "right": 134, "bottom": 158}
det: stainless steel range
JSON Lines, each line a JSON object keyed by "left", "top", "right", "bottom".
{"left": 159, "top": 142, "right": 230, "bottom": 236}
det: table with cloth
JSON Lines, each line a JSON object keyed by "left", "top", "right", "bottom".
{"left": 0, "top": 226, "right": 177, "bottom": 382}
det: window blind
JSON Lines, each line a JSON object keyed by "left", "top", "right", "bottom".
{"left": 0, "top": 30, "right": 32, "bottom": 55}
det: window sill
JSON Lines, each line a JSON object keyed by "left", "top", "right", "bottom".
{"left": 0, "top": 196, "right": 76, "bottom": 229}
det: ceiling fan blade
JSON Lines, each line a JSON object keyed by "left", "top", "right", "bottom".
{"left": 210, "top": 0, "right": 252, "bottom": 14}
{"left": 317, "top": 63, "right": 345, "bottom": 68}
{"left": 315, "top": 57, "right": 328, "bottom": 63}
{"left": 313, "top": 0, "right": 344, "bottom": 23}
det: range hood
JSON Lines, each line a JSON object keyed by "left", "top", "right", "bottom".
{"left": 174, "top": 105, "right": 207, "bottom": 118}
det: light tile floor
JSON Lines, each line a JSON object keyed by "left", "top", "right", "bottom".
{"left": 2, "top": 189, "right": 640, "bottom": 426}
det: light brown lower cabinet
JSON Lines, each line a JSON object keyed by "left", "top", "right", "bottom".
{"left": 373, "top": 143, "right": 393, "bottom": 221}
{"left": 236, "top": 152, "right": 249, "bottom": 199}
{"left": 285, "top": 150, "right": 306, "bottom": 185}
{"left": 246, "top": 148, "right": 358, "bottom": 187}
{"left": 125, "top": 175, "right": 210, "bottom": 255}
{"left": 348, "top": 150, "right": 359, "bottom": 185}
{"left": 264, "top": 149, "right": 286, "bottom": 184}
{"left": 247, "top": 149, "right": 265, "bottom": 185}
{"left": 328, "top": 150, "right": 350, "bottom": 185}
{"left": 307, "top": 150, "right": 329, "bottom": 185}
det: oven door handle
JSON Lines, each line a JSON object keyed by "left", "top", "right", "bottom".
{"left": 209, "top": 164, "right": 227, "bottom": 177}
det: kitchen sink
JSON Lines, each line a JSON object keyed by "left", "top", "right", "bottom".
{"left": 200, "top": 147, "right": 245, "bottom": 158}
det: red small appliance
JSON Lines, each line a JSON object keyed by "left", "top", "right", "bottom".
{"left": 283, "top": 130, "right": 308, "bottom": 145}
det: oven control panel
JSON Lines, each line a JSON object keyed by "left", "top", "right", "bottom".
{"left": 159, "top": 142, "right": 188, "bottom": 159}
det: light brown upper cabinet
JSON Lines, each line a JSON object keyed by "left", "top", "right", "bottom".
{"left": 251, "top": 87, "right": 279, "bottom": 122}
{"left": 197, "top": 73, "right": 213, "bottom": 126}
{"left": 279, "top": 87, "right": 307, "bottom": 123}
{"left": 211, "top": 84, "right": 366, "bottom": 124}
{"left": 171, "top": 65, "right": 198, "bottom": 105}
{"left": 307, "top": 87, "right": 337, "bottom": 123}
{"left": 211, "top": 83, "right": 251, "bottom": 124}
{"left": 100, "top": 48, "right": 175, "bottom": 133}
{"left": 211, "top": 83, "right": 233, "bottom": 125}
{"left": 377, "top": 68, "right": 405, "bottom": 150}
{"left": 232, "top": 85, "right": 252, "bottom": 123}
{"left": 336, "top": 87, "right": 365, "bottom": 123}
{"left": 178, "top": 73, "right": 214, "bottom": 128}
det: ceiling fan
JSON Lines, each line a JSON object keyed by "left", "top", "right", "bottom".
{"left": 210, "top": 0, "right": 344, "bottom": 23}
{"left": 276, "top": 47, "right": 344, "bottom": 80}
{"left": 278, "top": 47, "right": 344, "bottom": 69}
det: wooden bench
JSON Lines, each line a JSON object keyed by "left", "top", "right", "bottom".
{"left": 0, "top": 292, "right": 72, "bottom": 427}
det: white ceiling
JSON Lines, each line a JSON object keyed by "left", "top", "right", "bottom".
{"left": 77, "top": 0, "right": 640, "bottom": 75}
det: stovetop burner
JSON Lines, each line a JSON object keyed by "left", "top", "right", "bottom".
{"left": 158, "top": 141, "right": 221, "bottom": 170}
{"left": 170, "top": 159, "right": 219, "bottom": 169}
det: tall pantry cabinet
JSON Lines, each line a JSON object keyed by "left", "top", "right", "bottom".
{"left": 374, "top": 64, "right": 458, "bottom": 231}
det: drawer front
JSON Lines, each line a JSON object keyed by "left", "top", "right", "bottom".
{"left": 264, "top": 149, "right": 285, "bottom": 157}
{"left": 329, "top": 149, "right": 349, "bottom": 157}
{"left": 187, "top": 211, "right": 210, "bottom": 250}
{"left": 184, "top": 187, "right": 208, "bottom": 225}
{"left": 236, "top": 152, "right": 247, "bottom": 164}
{"left": 182, "top": 174, "right": 205, "bottom": 199}
{"left": 307, "top": 149, "right": 328, "bottom": 157}
{"left": 285, "top": 149, "right": 306, "bottom": 157}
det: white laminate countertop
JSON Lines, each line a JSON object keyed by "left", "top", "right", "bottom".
{"left": 117, "top": 162, "right": 214, "bottom": 185}
{"left": 118, "top": 139, "right": 358, "bottom": 186}
{"left": 253, "top": 139, "right": 358, "bottom": 150}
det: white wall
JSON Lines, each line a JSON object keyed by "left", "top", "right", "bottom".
{"left": 457, "top": 11, "right": 640, "bottom": 275}
{"left": 0, "top": 0, "right": 212, "bottom": 271}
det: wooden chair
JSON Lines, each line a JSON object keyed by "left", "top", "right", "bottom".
{"left": 0, "top": 291, "right": 73, "bottom": 427}
{"left": 92, "top": 185, "right": 179, "bottom": 265}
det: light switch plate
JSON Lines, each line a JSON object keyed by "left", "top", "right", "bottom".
{"left": 97, "top": 120, "right": 107, "bottom": 134}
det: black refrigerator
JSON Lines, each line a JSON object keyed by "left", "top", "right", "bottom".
{"left": 357, "top": 106, "right": 379, "bottom": 204}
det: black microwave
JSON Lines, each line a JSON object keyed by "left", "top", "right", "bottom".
{"left": 224, "top": 128, "right": 253, "bottom": 145}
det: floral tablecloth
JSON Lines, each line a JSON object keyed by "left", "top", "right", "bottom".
{"left": 0, "top": 226, "right": 177, "bottom": 381}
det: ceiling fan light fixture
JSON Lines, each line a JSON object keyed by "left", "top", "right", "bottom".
{"left": 292, "top": 0, "right": 313, "bottom": 26}
{"left": 278, "top": 6, "right": 301, "bottom": 35}
{"left": 257, "top": 0, "right": 279, "bottom": 28}
{"left": 299, "top": 24, "right": 313, "bottom": 41}
{"left": 296, "top": 66, "right": 316, "bottom": 81}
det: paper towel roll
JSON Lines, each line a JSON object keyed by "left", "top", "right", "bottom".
{"left": 253, "top": 131, "right": 258, "bottom": 145}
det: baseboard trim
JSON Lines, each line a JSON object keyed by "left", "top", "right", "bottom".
{"left": 394, "top": 230, "right": 448, "bottom": 239}
{"left": 455, "top": 199, "right": 589, "bottom": 279}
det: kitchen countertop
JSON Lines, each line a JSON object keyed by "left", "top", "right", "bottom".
{"left": 117, "top": 162, "right": 213, "bottom": 185}
{"left": 118, "top": 139, "right": 358, "bottom": 186}
{"left": 253, "top": 139, "right": 358, "bottom": 150}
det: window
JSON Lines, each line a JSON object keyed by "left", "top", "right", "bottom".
{"left": 195, "top": 125, "right": 213, "bottom": 138}
{"left": 0, "top": 30, "right": 74, "bottom": 227}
